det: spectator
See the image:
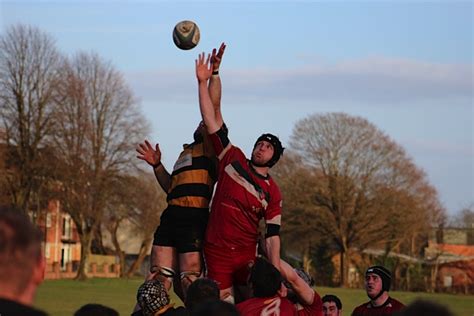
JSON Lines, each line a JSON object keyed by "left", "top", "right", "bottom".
{"left": 0, "top": 206, "right": 47, "bottom": 316}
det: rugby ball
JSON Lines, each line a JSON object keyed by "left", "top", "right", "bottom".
{"left": 172, "top": 20, "right": 200, "bottom": 50}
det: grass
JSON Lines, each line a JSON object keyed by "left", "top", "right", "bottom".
{"left": 35, "top": 278, "right": 474, "bottom": 316}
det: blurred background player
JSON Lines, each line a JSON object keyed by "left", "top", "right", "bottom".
{"left": 0, "top": 206, "right": 47, "bottom": 316}
{"left": 352, "top": 265, "right": 405, "bottom": 316}
{"left": 322, "top": 295, "right": 342, "bottom": 316}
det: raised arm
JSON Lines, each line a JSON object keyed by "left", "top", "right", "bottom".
{"left": 209, "top": 43, "right": 226, "bottom": 128}
{"left": 196, "top": 52, "right": 220, "bottom": 134}
{"left": 136, "top": 140, "right": 171, "bottom": 192}
{"left": 279, "top": 260, "right": 315, "bottom": 306}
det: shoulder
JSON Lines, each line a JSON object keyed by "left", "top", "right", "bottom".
{"left": 352, "top": 302, "right": 370, "bottom": 314}
{"left": 389, "top": 297, "right": 406, "bottom": 309}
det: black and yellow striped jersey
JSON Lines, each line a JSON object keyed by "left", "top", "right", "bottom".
{"left": 167, "top": 140, "right": 217, "bottom": 209}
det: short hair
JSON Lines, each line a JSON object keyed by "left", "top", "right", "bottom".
{"left": 393, "top": 299, "right": 453, "bottom": 316}
{"left": 191, "top": 299, "right": 240, "bottom": 316}
{"left": 322, "top": 294, "right": 342, "bottom": 310}
{"left": 74, "top": 303, "right": 119, "bottom": 316}
{"left": 249, "top": 257, "right": 283, "bottom": 298}
{"left": 185, "top": 278, "right": 220, "bottom": 311}
{"left": 0, "top": 205, "right": 43, "bottom": 294}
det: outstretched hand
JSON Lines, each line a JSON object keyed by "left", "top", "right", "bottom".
{"left": 195, "top": 52, "right": 212, "bottom": 82}
{"left": 136, "top": 140, "right": 161, "bottom": 167}
{"left": 211, "top": 42, "right": 226, "bottom": 71}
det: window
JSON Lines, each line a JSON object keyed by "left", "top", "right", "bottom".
{"left": 45, "top": 243, "right": 51, "bottom": 259}
{"left": 62, "top": 217, "right": 72, "bottom": 239}
{"left": 46, "top": 213, "right": 52, "bottom": 228}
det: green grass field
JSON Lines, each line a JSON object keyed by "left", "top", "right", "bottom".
{"left": 35, "top": 278, "right": 473, "bottom": 316}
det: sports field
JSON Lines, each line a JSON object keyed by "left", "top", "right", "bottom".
{"left": 35, "top": 278, "right": 473, "bottom": 316}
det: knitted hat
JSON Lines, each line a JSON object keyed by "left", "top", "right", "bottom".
{"left": 136, "top": 279, "right": 171, "bottom": 316}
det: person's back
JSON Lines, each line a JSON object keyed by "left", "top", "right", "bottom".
{"left": 0, "top": 206, "right": 47, "bottom": 316}
{"left": 237, "top": 295, "right": 296, "bottom": 316}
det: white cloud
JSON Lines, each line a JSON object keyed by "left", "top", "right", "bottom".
{"left": 126, "top": 56, "right": 472, "bottom": 106}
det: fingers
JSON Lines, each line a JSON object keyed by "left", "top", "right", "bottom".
{"left": 217, "top": 42, "right": 226, "bottom": 58}
{"left": 211, "top": 48, "right": 217, "bottom": 62}
{"left": 144, "top": 140, "right": 154, "bottom": 151}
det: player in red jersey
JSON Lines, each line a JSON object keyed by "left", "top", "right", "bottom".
{"left": 196, "top": 51, "right": 285, "bottom": 302}
{"left": 237, "top": 257, "right": 297, "bottom": 316}
{"left": 352, "top": 266, "right": 405, "bottom": 316}
{"left": 279, "top": 260, "right": 322, "bottom": 316}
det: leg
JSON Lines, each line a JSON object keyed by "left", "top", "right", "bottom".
{"left": 149, "top": 245, "right": 177, "bottom": 291}
{"left": 178, "top": 251, "right": 202, "bottom": 299}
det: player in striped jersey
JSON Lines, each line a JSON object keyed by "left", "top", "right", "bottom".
{"left": 136, "top": 43, "right": 226, "bottom": 302}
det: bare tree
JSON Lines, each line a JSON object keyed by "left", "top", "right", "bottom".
{"left": 288, "top": 112, "right": 444, "bottom": 286}
{"left": 52, "top": 52, "right": 148, "bottom": 280}
{"left": 0, "top": 24, "right": 61, "bottom": 213}
{"left": 102, "top": 173, "right": 165, "bottom": 277}
{"left": 125, "top": 173, "right": 166, "bottom": 277}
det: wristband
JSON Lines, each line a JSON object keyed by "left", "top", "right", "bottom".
{"left": 212, "top": 70, "right": 219, "bottom": 75}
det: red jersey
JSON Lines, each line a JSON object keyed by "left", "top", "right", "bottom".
{"left": 295, "top": 291, "right": 323, "bottom": 316}
{"left": 206, "top": 127, "right": 282, "bottom": 249}
{"left": 352, "top": 297, "right": 405, "bottom": 316}
{"left": 237, "top": 296, "right": 297, "bottom": 316}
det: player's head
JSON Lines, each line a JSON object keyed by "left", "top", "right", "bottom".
{"left": 74, "top": 304, "right": 119, "bottom": 316}
{"left": 0, "top": 205, "right": 44, "bottom": 302}
{"left": 136, "top": 279, "right": 172, "bottom": 316}
{"left": 284, "top": 268, "right": 314, "bottom": 303}
{"left": 322, "top": 295, "right": 342, "bottom": 316}
{"left": 185, "top": 278, "right": 220, "bottom": 312}
{"left": 191, "top": 299, "right": 240, "bottom": 316}
{"left": 193, "top": 120, "right": 206, "bottom": 142}
{"left": 251, "top": 133, "right": 284, "bottom": 168}
{"left": 365, "top": 265, "right": 391, "bottom": 300}
{"left": 249, "top": 257, "right": 283, "bottom": 298}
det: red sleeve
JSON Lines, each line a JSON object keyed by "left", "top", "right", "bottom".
{"left": 264, "top": 179, "right": 282, "bottom": 226}
{"left": 296, "top": 291, "right": 323, "bottom": 316}
{"left": 209, "top": 125, "right": 231, "bottom": 160}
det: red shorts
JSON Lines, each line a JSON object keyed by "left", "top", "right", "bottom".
{"left": 204, "top": 243, "right": 257, "bottom": 290}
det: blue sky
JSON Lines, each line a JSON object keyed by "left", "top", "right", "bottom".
{"left": 1, "top": 1, "right": 472, "bottom": 214}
